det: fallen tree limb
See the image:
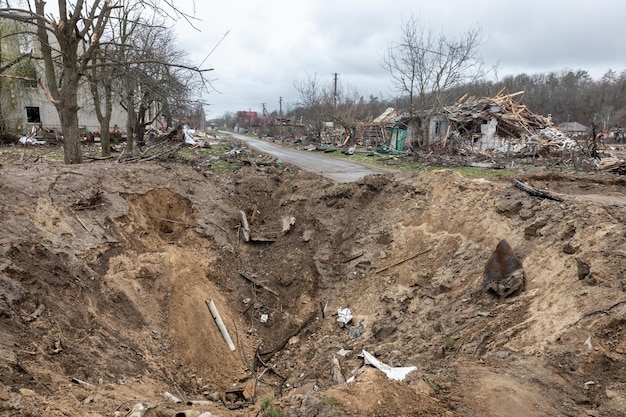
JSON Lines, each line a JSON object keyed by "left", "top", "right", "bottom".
{"left": 512, "top": 178, "right": 564, "bottom": 202}
{"left": 375, "top": 248, "right": 432, "bottom": 274}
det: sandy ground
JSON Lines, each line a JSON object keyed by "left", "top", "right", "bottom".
{"left": 1, "top": 140, "right": 625, "bottom": 417}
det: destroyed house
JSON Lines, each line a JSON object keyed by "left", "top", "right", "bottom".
{"left": 353, "top": 108, "right": 409, "bottom": 151}
{"left": 441, "top": 90, "right": 575, "bottom": 152}
{"left": 360, "top": 91, "right": 575, "bottom": 154}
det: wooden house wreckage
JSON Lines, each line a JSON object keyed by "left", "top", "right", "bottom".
{"left": 349, "top": 90, "right": 578, "bottom": 157}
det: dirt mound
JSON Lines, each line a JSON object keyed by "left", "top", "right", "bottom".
{"left": 1, "top": 156, "right": 625, "bottom": 416}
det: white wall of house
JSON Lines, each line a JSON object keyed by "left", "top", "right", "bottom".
{"left": 429, "top": 115, "right": 449, "bottom": 144}
{"left": 16, "top": 83, "right": 127, "bottom": 134}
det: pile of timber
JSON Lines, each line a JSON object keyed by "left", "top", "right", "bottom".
{"left": 444, "top": 89, "right": 577, "bottom": 152}
{"left": 596, "top": 157, "right": 626, "bottom": 175}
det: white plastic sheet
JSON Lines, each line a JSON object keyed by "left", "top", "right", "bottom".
{"left": 362, "top": 349, "right": 417, "bottom": 381}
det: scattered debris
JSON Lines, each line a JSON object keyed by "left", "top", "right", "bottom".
{"left": 205, "top": 299, "right": 236, "bottom": 352}
{"left": 348, "top": 322, "right": 364, "bottom": 339}
{"left": 281, "top": 215, "right": 296, "bottom": 234}
{"left": 597, "top": 157, "right": 626, "bottom": 175}
{"left": 163, "top": 391, "right": 183, "bottom": 404}
{"left": 337, "top": 348, "right": 350, "bottom": 357}
{"left": 337, "top": 307, "right": 353, "bottom": 327}
{"left": 125, "top": 401, "right": 147, "bottom": 417}
{"left": 256, "top": 311, "right": 317, "bottom": 363}
{"left": 70, "top": 377, "right": 94, "bottom": 388}
{"left": 223, "top": 380, "right": 254, "bottom": 409}
{"left": 238, "top": 210, "right": 277, "bottom": 243}
{"left": 182, "top": 124, "right": 196, "bottom": 145}
{"left": 361, "top": 349, "right": 417, "bottom": 381}
{"left": 483, "top": 239, "right": 525, "bottom": 298}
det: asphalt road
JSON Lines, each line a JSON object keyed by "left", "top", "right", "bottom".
{"left": 223, "top": 131, "right": 389, "bottom": 182}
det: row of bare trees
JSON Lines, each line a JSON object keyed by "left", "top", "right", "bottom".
{"left": 0, "top": 0, "right": 211, "bottom": 163}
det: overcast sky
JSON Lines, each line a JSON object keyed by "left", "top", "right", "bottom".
{"left": 172, "top": 0, "right": 625, "bottom": 118}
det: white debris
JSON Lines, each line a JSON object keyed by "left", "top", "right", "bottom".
{"left": 337, "top": 307, "right": 352, "bottom": 327}
{"left": 361, "top": 349, "right": 417, "bottom": 381}
{"left": 337, "top": 348, "right": 350, "bottom": 356}
{"left": 182, "top": 124, "right": 196, "bottom": 145}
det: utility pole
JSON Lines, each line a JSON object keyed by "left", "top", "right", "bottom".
{"left": 333, "top": 73, "right": 339, "bottom": 110}
{"left": 279, "top": 97, "right": 283, "bottom": 117}
{"left": 261, "top": 103, "right": 267, "bottom": 134}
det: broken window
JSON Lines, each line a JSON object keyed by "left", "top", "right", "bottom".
{"left": 25, "top": 107, "right": 41, "bottom": 123}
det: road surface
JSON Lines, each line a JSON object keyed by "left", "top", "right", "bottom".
{"left": 223, "top": 132, "right": 389, "bottom": 182}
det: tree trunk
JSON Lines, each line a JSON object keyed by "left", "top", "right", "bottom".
{"left": 58, "top": 94, "right": 82, "bottom": 164}
{"left": 100, "top": 86, "right": 113, "bottom": 157}
{"left": 100, "top": 118, "right": 111, "bottom": 157}
{"left": 125, "top": 90, "right": 135, "bottom": 153}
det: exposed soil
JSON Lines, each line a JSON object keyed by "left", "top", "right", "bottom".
{"left": 1, "top": 141, "right": 625, "bottom": 417}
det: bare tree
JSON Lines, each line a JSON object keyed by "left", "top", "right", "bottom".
{"left": 382, "top": 14, "right": 486, "bottom": 147}
{"left": 293, "top": 73, "right": 333, "bottom": 140}
{"left": 293, "top": 73, "right": 368, "bottom": 143}
{"left": 0, "top": 0, "right": 118, "bottom": 163}
{"left": 96, "top": 1, "right": 211, "bottom": 153}
{"left": 0, "top": 0, "right": 208, "bottom": 163}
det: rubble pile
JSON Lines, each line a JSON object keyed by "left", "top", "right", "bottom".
{"left": 445, "top": 90, "right": 577, "bottom": 153}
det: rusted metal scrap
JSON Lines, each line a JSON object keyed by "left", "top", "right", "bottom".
{"left": 483, "top": 239, "right": 525, "bottom": 298}
{"left": 223, "top": 380, "right": 255, "bottom": 409}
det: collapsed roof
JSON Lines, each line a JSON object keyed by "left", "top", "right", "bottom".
{"left": 443, "top": 90, "right": 577, "bottom": 153}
